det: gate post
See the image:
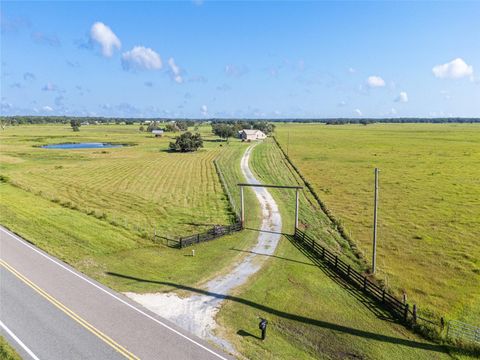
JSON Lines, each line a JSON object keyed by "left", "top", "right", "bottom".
{"left": 240, "top": 186, "right": 245, "bottom": 228}
{"left": 294, "top": 188, "right": 299, "bottom": 231}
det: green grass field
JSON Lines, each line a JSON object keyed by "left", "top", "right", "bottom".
{"left": 1, "top": 123, "right": 476, "bottom": 359}
{"left": 0, "top": 124, "right": 259, "bottom": 293}
{"left": 0, "top": 124, "right": 233, "bottom": 239}
{"left": 217, "top": 139, "right": 465, "bottom": 360}
{"left": 274, "top": 123, "right": 480, "bottom": 325}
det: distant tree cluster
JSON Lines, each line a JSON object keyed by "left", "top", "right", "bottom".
{"left": 169, "top": 132, "right": 203, "bottom": 152}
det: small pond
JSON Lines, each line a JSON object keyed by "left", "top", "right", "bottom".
{"left": 42, "top": 142, "right": 123, "bottom": 149}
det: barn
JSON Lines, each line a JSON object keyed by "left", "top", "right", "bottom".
{"left": 152, "top": 129, "right": 164, "bottom": 137}
{"left": 238, "top": 129, "right": 267, "bottom": 141}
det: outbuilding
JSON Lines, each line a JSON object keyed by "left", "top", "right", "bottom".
{"left": 152, "top": 129, "right": 164, "bottom": 137}
{"left": 238, "top": 129, "right": 267, "bottom": 141}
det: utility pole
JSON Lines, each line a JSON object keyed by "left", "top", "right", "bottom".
{"left": 372, "top": 168, "right": 379, "bottom": 274}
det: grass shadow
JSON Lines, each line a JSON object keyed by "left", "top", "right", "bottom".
{"left": 106, "top": 271, "right": 451, "bottom": 354}
{"left": 284, "top": 234, "right": 397, "bottom": 323}
{"left": 237, "top": 329, "right": 261, "bottom": 339}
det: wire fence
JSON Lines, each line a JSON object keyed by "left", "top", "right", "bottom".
{"left": 447, "top": 320, "right": 480, "bottom": 344}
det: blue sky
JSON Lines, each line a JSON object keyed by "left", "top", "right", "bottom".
{"left": 1, "top": 1, "right": 479, "bottom": 118}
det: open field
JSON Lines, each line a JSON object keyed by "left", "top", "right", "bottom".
{"left": 0, "top": 124, "right": 233, "bottom": 239}
{"left": 217, "top": 139, "right": 463, "bottom": 360}
{"left": 0, "top": 124, "right": 259, "bottom": 293}
{"left": 274, "top": 123, "right": 480, "bottom": 325}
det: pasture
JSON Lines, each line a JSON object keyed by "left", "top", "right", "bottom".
{"left": 218, "top": 139, "right": 461, "bottom": 360}
{"left": 0, "top": 124, "right": 259, "bottom": 292}
{"left": 274, "top": 123, "right": 480, "bottom": 324}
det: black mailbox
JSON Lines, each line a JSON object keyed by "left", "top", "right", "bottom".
{"left": 259, "top": 318, "right": 268, "bottom": 340}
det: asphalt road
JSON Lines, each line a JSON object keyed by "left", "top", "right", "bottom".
{"left": 0, "top": 226, "right": 233, "bottom": 360}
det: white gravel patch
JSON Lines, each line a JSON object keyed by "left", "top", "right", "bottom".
{"left": 125, "top": 144, "right": 282, "bottom": 354}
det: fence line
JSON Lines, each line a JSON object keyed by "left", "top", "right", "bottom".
{"left": 447, "top": 320, "right": 480, "bottom": 344}
{"left": 213, "top": 158, "right": 240, "bottom": 219}
{"left": 293, "top": 227, "right": 412, "bottom": 322}
{"left": 179, "top": 222, "right": 242, "bottom": 248}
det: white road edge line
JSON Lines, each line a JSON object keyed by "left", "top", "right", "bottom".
{"left": 0, "top": 227, "right": 229, "bottom": 360}
{"left": 0, "top": 320, "right": 41, "bottom": 360}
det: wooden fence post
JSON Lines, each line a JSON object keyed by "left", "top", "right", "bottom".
{"left": 363, "top": 276, "right": 367, "bottom": 291}
{"left": 322, "top": 247, "right": 325, "bottom": 258}
{"left": 335, "top": 256, "right": 338, "bottom": 268}
{"left": 197, "top": 233, "right": 200, "bottom": 244}
{"left": 382, "top": 289, "right": 385, "bottom": 303}
{"left": 412, "top": 304, "right": 417, "bottom": 324}
{"left": 347, "top": 265, "right": 351, "bottom": 277}
{"left": 404, "top": 304, "right": 409, "bottom": 322}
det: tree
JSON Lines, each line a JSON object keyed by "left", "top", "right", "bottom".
{"left": 70, "top": 119, "right": 81, "bottom": 132}
{"left": 212, "top": 123, "right": 235, "bottom": 141}
{"left": 164, "top": 123, "right": 179, "bottom": 132}
{"left": 169, "top": 132, "right": 203, "bottom": 152}
{"left": 176, "top": 121, "right": 189, "bottom": 131}
{"left": 147, "top": 121, "right": 160, "bottom": 132}
{"left": 139, "top": 125, "right": 145, "bottom": 132}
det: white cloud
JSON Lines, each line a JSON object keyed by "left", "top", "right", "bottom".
{"left": 390, "top": 108, "right": 397, "bottom": 115}
{"left": 201, "top": 104, "right": 208, "bottom": 116}
{"left": 42, "top": 105, "right": 53, "bottom": 112}
{"left": 432, "top": 58, "right": 473, "bottom": 79}
{"left": 348, "top": 67, "right": 356, "bottom": 74}
{"left": 395, "top": 91, "right": 408, "bottom": 103}
{"left": 168, "top": 57, "right": 183, "bottom": 83}
{"left": 367, "top": 76, "right": 386, "bottom": 88}
{"left": 90, "top": 22, "right": 121, "bottom": 57}
{"left": 122, "top": 46, "right": 162, "bottom": 71}
{"left": 225, "top": 64, "right": 249, "bottom": 77}
{"left": 354, "top": 108, "right": 362, "bottom": 116}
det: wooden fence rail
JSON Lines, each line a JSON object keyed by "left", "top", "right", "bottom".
{"left": 293, "top": 227, "right": 409, "bottom": 321}
{"left": 179, "top": 222, "right": 242, "bottom": 248}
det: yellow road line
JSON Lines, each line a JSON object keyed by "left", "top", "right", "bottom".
{"left": 0, "top": 259, "right": 140, "bottom": 360}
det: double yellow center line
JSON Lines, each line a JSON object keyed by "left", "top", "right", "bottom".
{"left": 0, "top": 259, "right": 139, "bottom": 360}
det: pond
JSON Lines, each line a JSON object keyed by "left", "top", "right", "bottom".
{"left": 42, "top": 142, "right": 123, "bottom": 149}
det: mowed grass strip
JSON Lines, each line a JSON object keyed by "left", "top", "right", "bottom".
{"left": 274, "top": 123, "right": 480, "bottom": 324}
{"left": 217, "top": 139, "right": 455, "bottom": 360}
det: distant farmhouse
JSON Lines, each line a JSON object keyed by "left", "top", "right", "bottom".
{"left": 152, "top": 129, "right": 164, "bottom": 137}
{"left": 238, "top": 129, "right": 267, "bottom": 141}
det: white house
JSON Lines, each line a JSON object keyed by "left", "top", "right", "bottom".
{"left": 238, "top": 129, "right": 267, "bottom": 141}
{"left": 152, "top": 129, "right": 164, "bottom": 137}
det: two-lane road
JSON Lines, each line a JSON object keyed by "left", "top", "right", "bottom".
{"left": 0, "top": 226, "right": 233, "bottom": 360}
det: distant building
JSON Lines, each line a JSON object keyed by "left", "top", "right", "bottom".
{"left": 152, "top": 129, "right": 164, "bottom": 137}
{"left": 238, "top": 129, "right": 267, "bottom": 141}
